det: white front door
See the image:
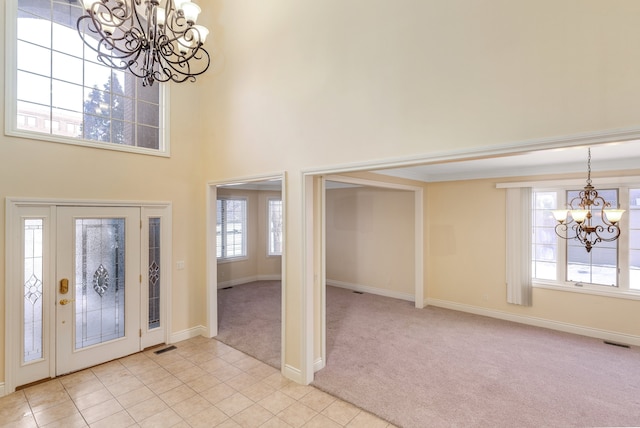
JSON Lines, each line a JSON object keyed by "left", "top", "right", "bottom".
{"left": 6, "top": 201, "right": 170, "bottom": 391}
{"left": 55, "top": 207, "right": 141, "bottom": 375}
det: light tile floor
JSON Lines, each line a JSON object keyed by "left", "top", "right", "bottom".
{"left": 0, "top": 337, "right": 394, "bottom": 428}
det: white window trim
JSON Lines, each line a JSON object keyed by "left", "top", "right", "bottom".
{"left": 500, "top": 176, "right": 640, "bottom": 301}
{"left": 4, "top": 0, "right": 171, "bottom": 157}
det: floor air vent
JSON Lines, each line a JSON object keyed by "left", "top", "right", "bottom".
{"left": 604, "top": 341, "right": 630, "bottom": 349}
{"left": 353, "top": 291, "right": 364, "bottom": 294}
{"left": 154, "top": 345, "right": 177, "bottom": 355}
{"left": 222, "top": 286, "right": 233, "bottom": 290}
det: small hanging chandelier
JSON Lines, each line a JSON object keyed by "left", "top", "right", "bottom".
{"left": 77, "top": 0, "right": 211, "bottom": 87}
{"left": 551, "top": 148, "right": 625, "bottom": 253}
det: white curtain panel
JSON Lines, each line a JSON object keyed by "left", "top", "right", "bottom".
{"left": 506, "top": 187, "right": 532, "bottom": 306}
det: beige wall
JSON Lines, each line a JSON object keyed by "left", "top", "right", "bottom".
{"left": 216, "top": 188, "right": 282, "bottom": 284}
{"left": 200, "top": 1, "right": 640, "bottom": 372}
{"left": 3, "top": 0, "right": 640, "bottom": 387}
{"left": 426, "top": 174, "right": 640, "bottom": 337}
{"left": 0, "top": 99, "right": 208, "bottom": 381}
{"left": 0, "top": 4, "right": 210, "bottom": 384}
{"left": 326, "top": 186, "right": 415, "bottom": 297}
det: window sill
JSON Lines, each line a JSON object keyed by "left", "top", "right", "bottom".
{"left": 6, "top": 127, "right": 169, "bottom": 157}
{"left": 533, "top": 281, "right": 640, "bottom": 301}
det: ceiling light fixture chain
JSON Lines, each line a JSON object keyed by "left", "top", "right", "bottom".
{"left": 77, "top": 0, "right": 211, "bottom": 87}
{"left": 551, "top": 148, "right": 625, "bottom": 253}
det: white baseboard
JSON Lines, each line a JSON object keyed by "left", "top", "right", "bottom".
{"left": 327, "top": 279, "right": 414, "bottom": 302}
{"left": 425, "top": 298, "right": 640, "bottom": 347}
{"left": 313, "top": 357, "right": 324, "bottom": 372}
{"left": 282, "top": 364, "right": 305, "bottom": 384}
{"left": 169, "top": 325, "right": 208, "bottom": 343}
{"left": 218, "top": 275, "right": 282, "bottom": 289}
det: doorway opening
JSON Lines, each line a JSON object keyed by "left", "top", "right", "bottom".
{"left": 303, "top": 174, "right": 424, "bottom": 380}
{"left": 206, "top": 174, "right": 285, "bottom": 370}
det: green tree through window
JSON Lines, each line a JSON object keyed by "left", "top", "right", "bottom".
{"left": 82, "top": 75, "right": 128, "bottom": 145}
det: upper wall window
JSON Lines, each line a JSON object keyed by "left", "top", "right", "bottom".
{"left": 5, "top": 0, "right": 168, "bottom": 155}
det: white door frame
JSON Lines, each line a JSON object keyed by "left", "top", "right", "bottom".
{"left": 205, "top": 173, "right": 286, "bottom": 369}
{"left": 4, "top": 198, "right": 172, "bottom": 394}
{"left": 302, "top": 174, "right": 424, "bottom": 382}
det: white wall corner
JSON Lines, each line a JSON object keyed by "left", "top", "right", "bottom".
{"left": 217, "top": 275, "right": 282, "bottom": 289}
{"left": 327, "top": 279, "right": 414, "bottom": 302}
{"left": 217, "top": 276, "right": 258, "bottom": 289}
{"left": 257, "top": 274, "right": 283, "bottom": 282}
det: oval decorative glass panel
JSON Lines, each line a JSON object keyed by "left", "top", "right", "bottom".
{"left": 93, "top": 264, "right": 109, "bottom": 297}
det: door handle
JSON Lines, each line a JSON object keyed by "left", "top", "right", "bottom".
{"left": 59, "top": 299, "right": 75, "bottom": 305}
{"left": 60, "top": 278, "right": 69, "bottom": 294}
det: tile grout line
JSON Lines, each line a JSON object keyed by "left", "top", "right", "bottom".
{"left": 10, "top": 338, "right": 392, "bottom": 428}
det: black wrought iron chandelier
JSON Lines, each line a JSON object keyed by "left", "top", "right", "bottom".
{"left": 551, "top": 148, "right": 625, "bottom": 253}
{"left": 77, "top": 0, "right": 210, "bottom": 87}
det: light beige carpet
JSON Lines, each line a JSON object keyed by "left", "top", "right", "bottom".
{"left": 216, "top": 280, "right": 281, "bottom": 368}
{"left": 216, "top": 281, "right": 640, "bottom": 427}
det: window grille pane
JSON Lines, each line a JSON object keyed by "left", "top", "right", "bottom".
{"left": 532, "top": 191, "right": 557, "bottom": 280}
{"left": 52, "top": 108, "right": 82, "bottom": 138}
{"left": 268, "top": 200, "right": 283, "bottom": 256}
{"left": 17, "top": 40, "right": 51, "bottom": 76}
{"left": 216, "top": 200, "right": 222, "bottom": 258}
{"left": 23, "top": 218, "right": 44, "bottom": 363}
{"left": 148, "top": 218, "right": 161, "bottom": 329}
{"left": 137, "top": 125, "right": 160, "bottom": 149}
{"left": 52, "top": 52, "right": 83, "bottom": 84}
{"left": 52, "top": 80, "right": 83, "bottom": 112}
{"left": 137, "top": 101, "right": 159, "bottom": 127}
{"left": 226, "top": 200, "right": 245, "bottom": 257}
{"left": 217, "top": 198, "right": 247, "bottom": 259}
{"left": 18, "top": 71, "right": 51, "bottom": 105}
{"left": 17, "top": 8, "right": 51, "bottom": 48}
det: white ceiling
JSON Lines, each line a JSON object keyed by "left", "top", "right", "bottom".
{"left": 374, "top": 139, "right": 640, "bottom": 183}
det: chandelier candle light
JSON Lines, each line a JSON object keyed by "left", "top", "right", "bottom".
{"left": 551, "top": 148, "right": 625, "bottom": 253}
{"left": 77, "top": 0, "right": 210, "bottom": 86}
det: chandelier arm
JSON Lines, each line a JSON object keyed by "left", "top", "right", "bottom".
{"left": 77, "top": 0, "right": 212, "bottom": 86}
{"left": 595, "top": 224, "right": 622, "bottom": 242}
{"left": 554, "top": 222, "right": 570, "bottom": 239}
{"left": 78, "top": 8, "right": 145, "bottom": 69}
{"left": 152, "top": 49, "right": 209, "bottom": 84}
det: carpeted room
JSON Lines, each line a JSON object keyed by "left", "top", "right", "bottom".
{"left": 216, "top": 280, "right": 640, "bottom": 427}
{"left": 215, "top": 175, "right": 640, "bottom": 427}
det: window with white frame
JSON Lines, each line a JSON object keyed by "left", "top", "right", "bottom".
{"left": 6, "top": 0, "right": 166, "bottom": 154}
{"left": 217, "top": 198, "right": 247, "bottom": 260}
{"left": 532, "top": 186, "right": 640, "bottom": 293}
{"left": 268, "top": 199, "right": 282, "bottom": 256}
